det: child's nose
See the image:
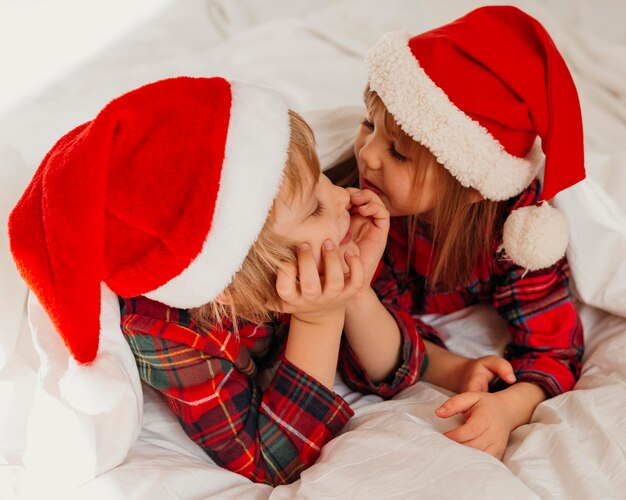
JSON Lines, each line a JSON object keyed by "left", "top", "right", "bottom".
{"left": 333, "top": 183, "right": 351, "bottom": 212}
{"left": 358, "top": 138, "right": 382, "bottom": 171}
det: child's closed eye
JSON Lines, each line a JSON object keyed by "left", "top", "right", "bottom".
{"left": 360, "top": 118, "right": 374, "bottom": 130}
{"left": 310, "top": 201, "right": 325, "bottom": 217}
{"left": 388, "top": 145, "right": 408, "bottom": 162}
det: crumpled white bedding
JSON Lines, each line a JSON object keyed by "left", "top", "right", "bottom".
{"left": 1, "top": 1, "right": 625, "bottom": 499}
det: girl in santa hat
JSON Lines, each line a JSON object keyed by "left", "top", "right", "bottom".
{"left": 9, "top": 76, "right": 514, "bottom": 485}
{"left": 334, "top": 5, "right": 585, "bottom": 460}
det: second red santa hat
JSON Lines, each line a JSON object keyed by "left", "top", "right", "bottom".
{"left": 367, "top": 5, "right": 585, "bottom": 271}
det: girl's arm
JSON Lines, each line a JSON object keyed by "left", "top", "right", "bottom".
{"left": 341, "top": 190, "right": 514, "bottom": 394}
{"left": 421, "top": 340, "right": 516, "bottom": 393}
{"left": 344, "top": 294, "right": 515, "bottom": 390}
{"left": 341, "top": 189, "right": 428, "bottom": 393}
{"left": 343, "top": 286, "right": 403, "bottom": 382}
{"left": 342, "top": 189, "right": 406, "bottom": 383}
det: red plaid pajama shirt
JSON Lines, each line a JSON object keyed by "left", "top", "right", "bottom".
{"left": 370, "top": 179, "right": 583, "bottom": 398}
{"left": 120, "top": 291, "right": 427, "bottom": 485}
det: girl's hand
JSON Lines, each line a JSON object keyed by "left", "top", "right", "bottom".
{"left": 275, "top": 239, "right": 364, "bottom": 326}
{"left": 459, "top": 356, "right": 516, "bottom": 393}
{"left": 435, "top": 391, "right": 517, "bottom": 460}
{"left": 347, "top": 188, "right": 390, "bottom": 285}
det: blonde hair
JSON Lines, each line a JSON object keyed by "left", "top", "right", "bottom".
{"left": 364, "top": 89, "right": 500, "bottom": 289}
{"left": 189, "top": 110, "right": 320, "bottom": 331}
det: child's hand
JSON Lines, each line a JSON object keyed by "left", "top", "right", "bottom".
{"left": 347, "top": 188, "right": 390, "bottom": 285}
{"left": 459, "top": 355, "right": 516, "bottom": 393}
{"left": 275, "top": 239, "right": 364, "bottom": 326}
{"left": 435, "top": 391, "right": 516, "bottom": 460}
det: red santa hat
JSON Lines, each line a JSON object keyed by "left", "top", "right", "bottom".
{"left": 8, "top": 77, "right": 290, "bottom": 412}
{"left": 366, "top": 6, "right": 585, "bottom": 271}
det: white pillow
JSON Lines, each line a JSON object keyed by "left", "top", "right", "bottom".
{"left": 22, "top": 284, "right": 142, "bottom": 489}
{"left": 0, "top": 144, "right": 30, "bottom": 370}
{"left": 554, "top": 152, "right": 626, "bottom": 317}
{"left": 302, "top": 105, "right": 364, "bottom": 170}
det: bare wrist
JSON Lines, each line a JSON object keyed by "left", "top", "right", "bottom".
{"left": 450, "top": 357, "right": 472, "bottom": 393}
{"left": 291, "top": 308, "right": 345, "bottom": 330}
{"left": 498, "top": 382, "right": 546, "bottom": 427}
{"left": 347, "top": 286, "right": 377, "bottom": 309}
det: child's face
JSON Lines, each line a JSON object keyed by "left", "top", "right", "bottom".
{"left": 354, "top": 103, "right": 439, "bottom": 217}
{"left": 272, "top": 172, "right": 359, "bottom": 271}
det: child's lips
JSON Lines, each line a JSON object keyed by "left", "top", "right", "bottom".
{"left": 361, "top": 178, "right": 384, "bottom": 197}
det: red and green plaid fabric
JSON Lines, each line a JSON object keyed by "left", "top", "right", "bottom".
{"left": 372, "top": 179, "right": 583, "bottom": 397}
{"left": 119, "top": 297, "right": 353, "bottom": 486}
{"left": 338, "top": 304, "right": 429, "bottom": 397}
{"left": 119, "top": 291, "right": 430, "bottom": 484}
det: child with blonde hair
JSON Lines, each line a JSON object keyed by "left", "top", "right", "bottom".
{"left": 9, "top": 75, "right": 516, "bottom": 485}
{"left": 337, "top": 6, "right": 585, "bottom": 459}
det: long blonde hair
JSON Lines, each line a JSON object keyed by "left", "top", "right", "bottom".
{"left": 364, "top": 89, "right": 500, "bottom": 289}
{"left": 189, "top": 110, "right": 320, "bottom": 330}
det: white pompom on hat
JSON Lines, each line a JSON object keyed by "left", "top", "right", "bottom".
{"left": 8, "top": 77, "right": 291, "bottom": 412}
{"left": 366, "top": 6, "right": 585, "bottom": 271}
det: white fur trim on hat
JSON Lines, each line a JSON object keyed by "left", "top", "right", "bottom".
{"left": 366, "top": 31, "right": 544, "bottom": 201}
{"left": 145, "top": 81, "right": 291, "bottom": 308}
{"left": 502, "top": 202, "right": 569, "bottom": 271}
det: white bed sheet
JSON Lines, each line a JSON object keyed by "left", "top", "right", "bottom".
{"left": 1, "top": 1, "right": 625, "bottom": 498}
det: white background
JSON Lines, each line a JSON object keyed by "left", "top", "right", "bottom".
{"left": 0, "top": 0, "right": 171, "bottom": 116}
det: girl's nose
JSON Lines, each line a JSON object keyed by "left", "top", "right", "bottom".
{"left": 358, "top": 137, "right": 382, "bottom": 171}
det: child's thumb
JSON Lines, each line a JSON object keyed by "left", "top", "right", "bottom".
{"left": 484, "top": 356, "right": 517, "bottom": 384}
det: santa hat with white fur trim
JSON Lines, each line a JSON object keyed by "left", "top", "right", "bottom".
{"left": 8, "top": 76, "right": 290, "bottom": 412}
{"left": 367, "top": 6, "right": 585, "bottom": 271}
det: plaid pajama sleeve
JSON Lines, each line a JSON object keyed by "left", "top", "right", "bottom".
{"left": 120, "top": 298, "right": 353, "bottom": 486}
{"left": 338, "top": 259, "right": 429, "bottom": 398}
{"left": 492, "top": 257, "right": 583, "bottom": 397}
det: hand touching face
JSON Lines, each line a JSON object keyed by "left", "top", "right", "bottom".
{"left": 354, "top": 103, "right": 440, "bottom": 217}
{"left": 272, "top": 172, "right": 360, "bottom": 271}
{"left": 346, "top": 187, "right": 389, "bottom": 286}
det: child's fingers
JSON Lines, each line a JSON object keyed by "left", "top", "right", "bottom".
{"left": 344, "top": 249, "right": 365, "bottom": 292}
{"left": 321, "top": 240, "right": 344, "bottom": 294}
{"left": 464, "top": 373, "right": 490, "bottom": 393}
{"left": 351, "top": 189, "right": 386, "bottom": 212}
{"left": 297, "top": 243, "right": 321, "bottom": 298}
{"left": 357, "top": 201, "right": 389, "bottom": 223}
{"left": 481, "top": 356, "right": 516, "bottom": 384}
{"left": 454, "top": 432, "right": 491, "bottom": 452}
{"left": 435, "top": 392, "right": 481, "bottom": 419}
{"left": 443, "top": 418, "right": 489, "bottom": 445}
{"left": 460, "top": 434, "right": 505, "bottom": 460}
{"left": 483, "top": 442, "right": 505, "bottom": 460}
{"left": 351, "top": 188, "right": 384, "bottom": 206}
{"left": 275, "top": 261, "right": 298, "bottom": 302}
